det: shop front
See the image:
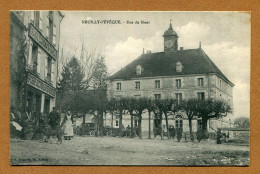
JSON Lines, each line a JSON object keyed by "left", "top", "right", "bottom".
{"left": 25, "top": 72, "right": 56, "bottom": 115}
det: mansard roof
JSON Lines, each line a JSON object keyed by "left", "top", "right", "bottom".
{"left": 110, "top": 48, "right": 234, "bottom": 86}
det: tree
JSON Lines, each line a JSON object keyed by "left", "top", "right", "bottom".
{"left": 57, "top": 57, "right": 85, "bottom": 111}
{"left": 234, "top": 117, "right": 250, "bottom": 128}
{"left": 124, "top": 97, "right": 137, "bottom": 138}
{"left": 91, "top": 56, "right": 109, "bottom": 136}
{"left": 115, "top": 98, "right": 126, "bottom": 137}
{"left": 134, "top": 98, "right": 147, "bottom": 139}
{"left": 179, "top": 98, "right": 199, "bottom": 141}
{"left": 196, "top": 99, "right": 232, "bottom": 139}
{"left": 10, "top": 28, "right": 28, "bottom": 111}
{"left": 143, "top": 98, "right": 156, "bottom": 139}
{"left": 155, "top": 99, "right": 177, "bottom": 140}
{"left": 107, "top": 98, "right": 117, "bottom": 129}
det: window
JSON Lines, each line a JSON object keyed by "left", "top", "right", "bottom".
{"left": 134, "top": 120, "right": 138, "bottom": 127}
{"left": 155, "top": 80, "right": 160, "bottom": 88}
{"left": 136, "top": 65, "right": 142, "bottom": 75}
{"left": 175, "top": 93, "right": 182, "bottom": 104}
{"left": 176, "top": 62, "right": 183, "bottom": 72}
{"left": 135, "top": 81, "right": 140, "bottom": 90}
{"left": 53, "top": 25, "right": 56, "bottom": 45}
{"left": 116, "top": 120, "right": 119, "bottom": 127}
{"left": 197, "top": 92, "right": 205, "bottom": 100}
{"left": 175, "top": 120, "right": 183, "bottom": 130}
{"left": 51, "top": 60, "right": 55, "bottom": 83}
{"left": 176, "top": 79, "right": 181, "bottom": 88}
{"left": 48, "top": 11, "right": 54, "bottom": 44}
{"left": 219, "top": 80, "right": 222, "bottom": 89}
{"left": 116, "top": 83, "right": 121, "bottom": 90}
{"left": 198, "top": 78, "right": 204, "bottom": 86}
{"left": 154, "top": 94, "right": 161, "bottom": 100}
{"left": 32, "top": 45, "right": 38, "bottom": 74}
{"left": 45, "top": 57, "right": 52, "bottom": 83}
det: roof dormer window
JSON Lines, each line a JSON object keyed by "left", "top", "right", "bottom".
{"left": 136, "top": 65, "right": 142, "bottom": 75}
{"left": 176, "top": 62, "right": 183, "bottom": 72}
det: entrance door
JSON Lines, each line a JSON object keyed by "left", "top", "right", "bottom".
{"left": 44, "top": 98, "right": 50, "bottom": 114}
{"left": 35, "top": 94, "right": 41, "bottom": 113}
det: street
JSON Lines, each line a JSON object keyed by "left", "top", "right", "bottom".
{"left": 10, "top": 136, "right": 249, "bottom": 166}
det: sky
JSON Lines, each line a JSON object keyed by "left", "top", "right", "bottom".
{"left": 59, "top": 11, "right": 250, "bottom": 118}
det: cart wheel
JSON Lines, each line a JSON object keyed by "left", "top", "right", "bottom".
{"left": 107, "top": 130, "right": 112, "bottom": 137}
{"left": 90, "top": 130, "right": 95, "bottom": 136}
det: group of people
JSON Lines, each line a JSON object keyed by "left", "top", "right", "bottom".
{"left": 48, "top": 107, "right": 74, "bottom": 140}
{"left": 10, "top": 106, "right": 75, "bottom": 141}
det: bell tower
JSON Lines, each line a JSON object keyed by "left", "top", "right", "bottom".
{"left": 163, "top": 20, "right": 178, "bottom": 52}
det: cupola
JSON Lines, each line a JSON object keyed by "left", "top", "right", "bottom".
{"left": 163, "top": 20, "right": 179, "bottom": 52}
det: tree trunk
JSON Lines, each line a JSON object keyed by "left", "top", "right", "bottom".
{"left": 82, "top": 114, "right": 85, "bottom": 136}
{"left": 188, "top": 119, "right": 194, "bottom": 141}
{"left": 164, "top": 112, "right": 170, "bottom": 140}
{"left": 119, "top": 110, "right": 123, "bottom": 137}
{"left": 139, "top": 114, "right": 142, "bottom": 139}
{"left": 131, "top": 112, "right": 133, "bottom": 138}
{"left": 111, "top": 112, "right": 113, "bottom": 128}
{"left": 202, "top": 117, "right": 209, "bottom": 139}
{"left": 160, "top": 111, "right": 163, "bottom": 140}
{"left": 148, "top": 111, "right": 151, "bottom": 139}
{"left": 99, "top": 111, "right": 104, "bottom": 137}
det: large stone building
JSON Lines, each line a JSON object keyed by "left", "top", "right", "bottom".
{"left": 106, "top": 22, "right": 234, "bottom": 137}
{"left": 10, "top": 11, "right": 64, "bottom": 114}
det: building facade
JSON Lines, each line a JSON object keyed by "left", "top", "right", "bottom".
{"left": 106, "top": 22, "right": 234, "bottom": 136}
{"left": 10, "top": 11, "right": 64, "bottom": 114}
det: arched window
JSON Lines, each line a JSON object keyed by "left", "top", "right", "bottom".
{"left": 175, "top": 114, "right": 183, "bottom": 130}
{"left": 176, "top": 62, "right": 183, "bottom": 72}
{"left": 136, "top": 65, "right": 142, "bottom": 75}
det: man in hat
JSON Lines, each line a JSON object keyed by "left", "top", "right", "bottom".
{"left": 49, "top": 107, "right": 60, "bottom": 129}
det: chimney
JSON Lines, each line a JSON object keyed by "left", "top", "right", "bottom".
{"left": 180, "top": 47, "right": 183, "bottom": 50}
{"left": 146, "top": 50, "right": 151, "bottom": 54}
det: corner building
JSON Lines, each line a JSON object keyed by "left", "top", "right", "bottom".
{"left": 10, "top": 11, "right": 64, "bottom": 114}
{"left": 107, "top": 22, "right": 234, "bottom": 137}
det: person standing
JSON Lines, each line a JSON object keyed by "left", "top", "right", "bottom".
{"left": 49, "top": 107, "right": 60, "bottom": 129}
{"left": 62, "top": 111, "right": 74, "bottom": 140}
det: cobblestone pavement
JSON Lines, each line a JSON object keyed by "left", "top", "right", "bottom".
{"left": 10, "top": 136, "right": 249, "bottom": 166}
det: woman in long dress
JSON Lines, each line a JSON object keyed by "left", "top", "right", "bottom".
{"left": 62, "top": 111, "right": 74, "bottom": 140}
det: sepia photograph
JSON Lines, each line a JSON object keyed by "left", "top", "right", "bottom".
{"left": 9, "top": 11, "right": 250, "bottom": 166}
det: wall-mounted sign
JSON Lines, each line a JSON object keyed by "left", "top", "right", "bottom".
{"left": 29, "top": 23, "right": 58, "bottom": 60}
{"left": 27, "top": 73, "right": 56, "bottom": 97}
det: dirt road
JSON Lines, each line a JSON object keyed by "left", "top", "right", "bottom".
{"left": 10, "top": 136, "right": 249, "bottom": 166}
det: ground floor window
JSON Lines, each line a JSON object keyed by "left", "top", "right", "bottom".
{"left": 116, "top": 120, "right": 119, "bottom": 127}
{"left": 175, "top": 120, "right": 183, "bottom": 130}
{"left": 134, "top": 120, "right": 139, "bottom": 127}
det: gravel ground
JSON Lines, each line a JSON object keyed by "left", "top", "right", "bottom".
{"left": 10, "top": 136, "right": 249, "bottom": 166}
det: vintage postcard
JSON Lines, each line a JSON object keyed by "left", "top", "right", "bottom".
{"left": 9, "top": 11, "right": 250, "bottom": 166}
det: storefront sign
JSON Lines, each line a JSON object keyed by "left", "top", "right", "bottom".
{"left": 27, "top": 73, "right": 56, "bottom": 97}
{"left": 29, "top": 23, "right": 58, "bottom": 60}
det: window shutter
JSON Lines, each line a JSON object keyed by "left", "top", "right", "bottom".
{"left": 45, "top": 57, "right": 48, "bottom": 78}
{"left": 46, "top": 25, "right": 49, "bottom": 39}
{"left": 37, "top": 50, "right": 41, "bottom": 74}
{"left": 53, "top": 25, "right": 56, "bottom": 45}
{"left": 51, "top": 60, "right": 55, "bottom": 83}
{"left": 39, "top": 11, "right": 43, "bottom": 31}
